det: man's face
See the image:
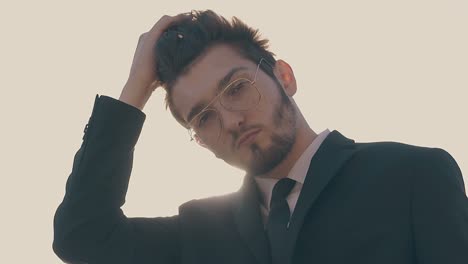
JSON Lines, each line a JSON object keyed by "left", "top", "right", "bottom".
{"left": 171, "top": 44, "right": 297, "bottom": 176}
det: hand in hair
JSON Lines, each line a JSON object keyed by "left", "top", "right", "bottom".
{"left": 119, "top": 13, "right": 191, "bottom": 111}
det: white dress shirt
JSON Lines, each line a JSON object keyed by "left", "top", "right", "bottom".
{"left": 254, "top": 129, "right": 331, "bottom": 227}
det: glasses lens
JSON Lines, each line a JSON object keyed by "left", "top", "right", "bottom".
{"left": 221, "top": 79, "right": 260, "bottom": 111}
{"left": 192, "top": 109, "right": 220, "bottom": 146}
{"left": 190, "top": 78, "right": 261, "bottom": 146}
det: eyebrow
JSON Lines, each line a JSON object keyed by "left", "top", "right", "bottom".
{"left": 185, "top": 66, "right": 248, "bottom": 124}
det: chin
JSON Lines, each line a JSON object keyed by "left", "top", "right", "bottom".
{"left": 221, "top": 125, "right": 296, "bottom": 176}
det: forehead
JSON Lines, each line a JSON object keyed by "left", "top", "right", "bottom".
{"left": 171, "top": 44, "right": 253, "bottom": 123}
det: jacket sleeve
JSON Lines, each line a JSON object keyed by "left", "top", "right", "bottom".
{"left": 412, "top": 147, "right": 468, "bottom": 263}
{"left": 53, "top": 95, "right": 180, "bottom": 264}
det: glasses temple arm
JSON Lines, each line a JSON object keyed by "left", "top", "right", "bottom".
{"left": 254, "top": 58, "right": 274, "bottom": 83}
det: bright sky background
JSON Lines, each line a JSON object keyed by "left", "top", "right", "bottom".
{"left": 1, "top": 0, "right": 467, "bottom": 263}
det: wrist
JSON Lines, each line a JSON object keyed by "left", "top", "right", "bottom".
{"left": 119, "top": 85, "right": 151, "bottom": 111}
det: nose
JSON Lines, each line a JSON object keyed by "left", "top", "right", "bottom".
{"left": 217, "top": 104, "right": 245, "bottom": 133}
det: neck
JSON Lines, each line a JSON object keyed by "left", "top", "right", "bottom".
{"left": 257, "top": 109, "right": 317, "bottom": 179}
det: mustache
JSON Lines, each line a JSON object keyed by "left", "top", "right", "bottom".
{"left": 229, "top": 124, "right": 263, "bottom": 149}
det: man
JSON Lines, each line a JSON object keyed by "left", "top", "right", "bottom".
{"left": 53, "top": 10, "right": 468, "bottom": 264}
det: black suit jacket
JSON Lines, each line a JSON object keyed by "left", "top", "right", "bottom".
{"left": 53, "top": 95, "right": 468, "bottom": 264}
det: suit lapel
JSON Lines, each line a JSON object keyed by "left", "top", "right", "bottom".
{"left": 233, "top": 175, "right": 271, "bottom": 264}
{"left": 286, "top": 130, "right": 357, "bottom": 255}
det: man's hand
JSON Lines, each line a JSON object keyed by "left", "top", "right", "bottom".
{"left": 119, "top": 13, "right": 189, "bottom": 110}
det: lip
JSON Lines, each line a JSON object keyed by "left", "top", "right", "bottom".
{"left": 237, "top": 129, "right": 261, "bottom": 148}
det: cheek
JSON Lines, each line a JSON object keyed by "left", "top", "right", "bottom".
{"left": 254, "top": 91, "right": 280, "bottom": 126}
{"left": 257, "top": 80, "right": 284, "bottom": 109}
{"left": 208, "top": 138, "right": 235, "bottom": 160}
{"left": 210, "top": 145, "right": 244, "bottom": 168}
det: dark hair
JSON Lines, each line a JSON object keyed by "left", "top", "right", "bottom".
{"left": 154, "top": 10, "right": 277, "bottom": 128}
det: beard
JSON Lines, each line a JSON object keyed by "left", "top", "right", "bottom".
{"left": 245, "top": 95, "right": 297, "bottom": 176}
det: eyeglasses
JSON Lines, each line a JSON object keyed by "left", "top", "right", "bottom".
{"left": 187, "top": 58, "right": 273, "bottom": 146}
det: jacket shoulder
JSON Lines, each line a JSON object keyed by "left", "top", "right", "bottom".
{"left": 351, "top": 140, "right": 462, "bottom": 182}
{"left": 178, "top": 191, "right": 239, "bottom": 215}
{"left": 353, "top": 139, "right": 445, "bottom": 161}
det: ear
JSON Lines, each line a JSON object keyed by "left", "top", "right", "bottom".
{"left": 273, "top": 59, "right": 297, "bottom": 96}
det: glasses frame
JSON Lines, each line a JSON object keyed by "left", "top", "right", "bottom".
{"left": 187, "top": 57, "right": 273, "bottom": 144}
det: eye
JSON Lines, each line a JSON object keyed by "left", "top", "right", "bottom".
{"left": 197, "top": 111, "right": 215, "bottom": 128}
{"left": 227, "top": 80, "right": 249, "bottom": 96}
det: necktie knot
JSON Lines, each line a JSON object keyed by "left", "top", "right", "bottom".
{"left": 270, "top": 178, "right": 296, "bottom": 209}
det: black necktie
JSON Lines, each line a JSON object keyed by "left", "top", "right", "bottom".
{"left": 266, "top": 178, "right": 296, "bottom": 264}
